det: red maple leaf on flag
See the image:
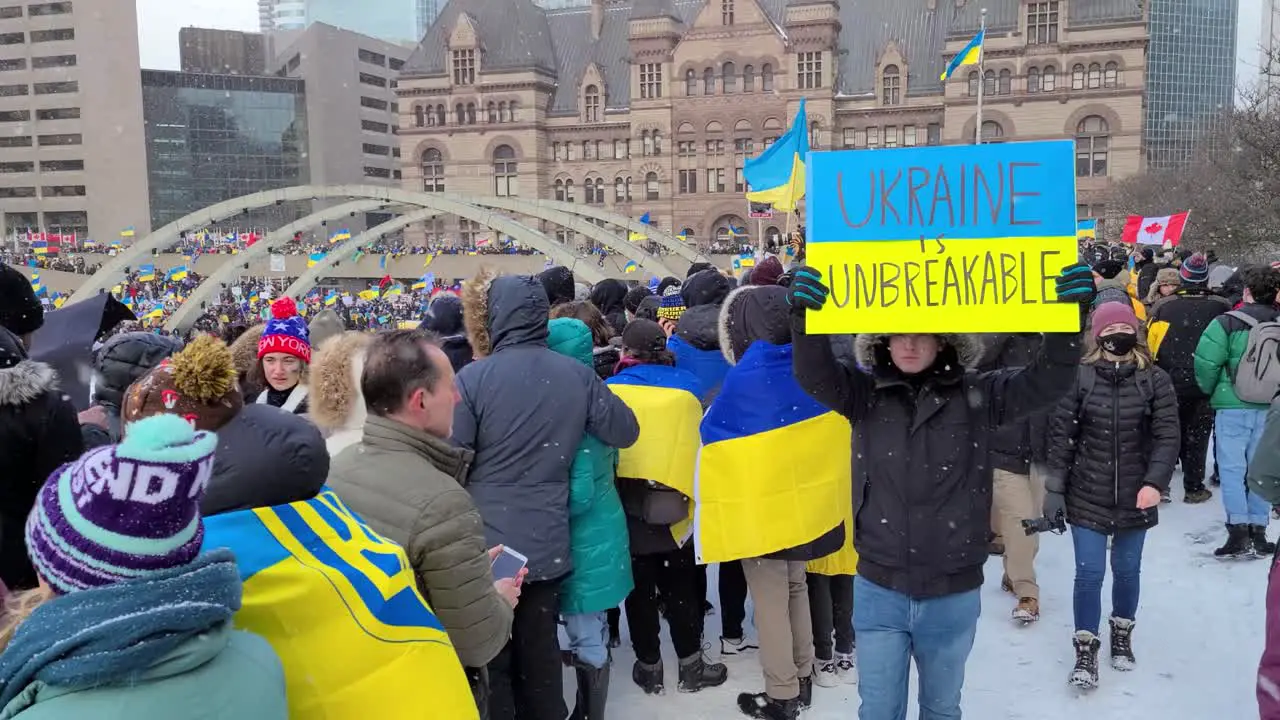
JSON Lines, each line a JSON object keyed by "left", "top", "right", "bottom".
{"left": 1144, "top": 221, "right": 1164, "bottom": 235}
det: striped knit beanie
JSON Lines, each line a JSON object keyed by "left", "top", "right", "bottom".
{"left": 658, "top": 285, "right": 687, "bottom": 322}
{"left": 1180, "top": 252, "right": 1210, "bottom": 286}
{"left": 25, "top": 414, "right": 216, "bottom": 595}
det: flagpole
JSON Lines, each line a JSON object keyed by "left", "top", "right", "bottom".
{"left": 975, "top": 8, "right": 987, "bottom": 145}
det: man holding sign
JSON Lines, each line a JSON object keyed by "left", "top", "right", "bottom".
{"left": 785, "top": 139, "right": 1095, "bottom": 719}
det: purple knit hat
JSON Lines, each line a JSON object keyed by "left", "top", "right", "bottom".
{"left": 25, "top": 414, "right": 217, "bottom": 595}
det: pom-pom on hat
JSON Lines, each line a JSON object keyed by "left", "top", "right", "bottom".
{"left": 123, "top": 334, "right": 243, "bottom": 431}
{"left": 258, "top": 296, "right": 311, "bottom": 364}
{"left": 657, "top": 285, "right": 687, "bottom": 322}
{"left": 1180, "top": 252, "right": 1210, "bottom": 286}
{"left": 25, "top": 414, "right": 217, "bottom": 595}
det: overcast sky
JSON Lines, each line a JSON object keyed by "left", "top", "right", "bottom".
{"left": 137, "top": 0, "right": 259, "bottom": 70}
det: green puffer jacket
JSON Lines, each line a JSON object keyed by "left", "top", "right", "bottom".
{"left": 1194, "top": 303, "right": 1280, "bottom": 410}
{"left": 547, "top": 318, "right": 634, "bottom": 616}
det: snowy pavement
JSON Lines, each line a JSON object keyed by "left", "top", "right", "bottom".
{"left": 575, "top": 491, "right": 1268, "bottom": 718}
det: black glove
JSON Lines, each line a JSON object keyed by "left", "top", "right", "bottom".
{"left": 786, "top": 265, "right": 829, "bottom": 314}
{"left": 1042, "top": 490, "right": 1067, "bottom": 524}
{"left": 1054, "top": 262, "right": 1096, "bottom": 305}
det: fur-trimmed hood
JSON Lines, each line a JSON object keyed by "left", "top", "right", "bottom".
{"left": 308, "top": 331, "right": 370, "bottom": 451}
{"left": 228, "top": 324, "right": 265, "bottom": 381}
{"left": 462, "top": 267, "right": 549, "bottom": 357}
{"left": 853, "top": 333, "right": 985, "bottom": 373}
{"left": 0, "top": 361, "right": 58, "bottom": 406}
{"left": 717, "top": 284, "right": 791, "bottom": 365}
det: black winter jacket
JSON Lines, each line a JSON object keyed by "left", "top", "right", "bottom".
{"left": 978, "top": 334, "right": 1051, "bottom": 471}
{"left": 82, "top": 332, "right": 181, "bottom": 449}
{"left": 792, "top": 321, "right": 1081, "bottom": 599}
{"left": 1149, "top": 289, "right": 1231, "bottom": 396}
{"left": 0, "top": 329, "right": 83, "bottom": 589}
{"left": 1045, "top": 362, "right": 1180, "bottom": 533}
{"left": 202, "top": 403, "right": 329, "bottom": 516}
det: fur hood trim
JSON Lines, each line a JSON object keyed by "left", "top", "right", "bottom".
{"left": 308, "top": 331, "right": 370, "bottom": 434}
{"left": 716, "top": 284, "right": 758, "bottom": 365}
{"left": 0, "top": 360, "right": 58, "bottom": 406}
{"left": 853, "top": 333, "right": 985, "bottom": 372}
{"left": 462, "top": 266, "right": 498, "bottom": 358}
{"left": 228, "top": 324, "right": 265, "bottom": 379}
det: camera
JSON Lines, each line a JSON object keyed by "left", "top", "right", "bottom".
{"left": 1021, "top": 515, "right": 1066, "bottom": 536}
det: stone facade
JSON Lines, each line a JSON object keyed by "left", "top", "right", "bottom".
{"left": 396, "top": 0, "right": 1147, "bottom": 246}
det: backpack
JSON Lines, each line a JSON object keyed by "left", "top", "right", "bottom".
{"left": 1225, "top": 310, "right": 1280, "bottom": 404}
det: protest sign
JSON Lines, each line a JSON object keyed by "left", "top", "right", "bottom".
{"left": 804, "top": 140, "right": 1079, "bottom": 334}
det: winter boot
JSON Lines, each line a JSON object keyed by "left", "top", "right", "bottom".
{"left": 677, "top": 650, "right": 728, "bottom": 693}
{"left": 1251, "top": 525, "right": 1277, "bottom": 556}
{"left": 1184, "top": 486, "right": 1214, "bottom": 504}
{"left": 1108, "top": 617, "right": 1136, "bottom": 671}
{"left": 1012, "top": 597, "right": 1040, "bottom": 624}
{"left": 1069, "top": 631, "right": 1101, "bottom": 689}
{"left": 568, "top": 662, "right": 610, "bottom": 720}
{"left": 798, "top": 675, "right": 812, "bottom": 709}
{"left": 1215, "top": 524, "right": 1253, "bottom": 559}
{"left": 631, "top": 659, "right": 663, "bottom": 695}
{"left": 737, "top": 692, "right": 800, "bottom": 720}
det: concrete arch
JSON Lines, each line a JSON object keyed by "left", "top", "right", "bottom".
{"left": 283, "top": 209, "right": 442, "bottom": 300}
{"left": 166, "top": 200, "right": 390, "bottom": 330}
{"left": 71, "top": 184, "right": 609, "bottom": 302}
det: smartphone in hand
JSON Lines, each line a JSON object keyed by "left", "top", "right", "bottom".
{"left": 490, "top": 546, "right": 528, "bottom": 581}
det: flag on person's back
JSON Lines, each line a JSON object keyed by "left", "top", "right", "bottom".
{"left": 202, "top": 491, "right": 479, "bottom": 720}
{"left": 1121, "top": 212, "right": 1189, "bottom": 247}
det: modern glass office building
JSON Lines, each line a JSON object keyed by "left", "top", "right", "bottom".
{"left": 141, "top": 71, "right": 309, "bottom": 228}
{"left": 306, "top": 0, "right": 418, "bottom": 43}
{"left": 1144, "top": 0, "right": 1239, "bottom": 169}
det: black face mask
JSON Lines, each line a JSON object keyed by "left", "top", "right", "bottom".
{"left": 1099, "top": 332, "right": 1138, "bottom": 357}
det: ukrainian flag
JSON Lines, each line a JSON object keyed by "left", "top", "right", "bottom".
{"left": 30, "top": 274, "right": 44, "bottom": 296}
{"left": 202, "top": 490, "right": 478, "bottom": 720}
{"left": 144, "top": 307, "right": 164, "bottom": 320}
{"left": 940, "top": 28, "right": 985, "bottom": 81}
{"left": 411, "top": 277, "right": 427, "bottom": 291}
{"left": 307, "top": 252, "right": 325, "bottom": 268}
{"left": 31, "top": 241, "right": 48, "bottom": 255}
{"left": 422, "top": 253, "right": 435, "bottom": 268}
{"left": 248, "top": 292, "right": 260, "bottom": 306}
{"left": 695, "top": 341, "right": 850, "bottom": 564}
{"left": 329, "top": 229, "right": 351, "bottom": 244}
{"left": 676, "top": 229, "right": 692, "bottom": 243}
{"left": 384, "top": 283, "right": 403, "bottom": 298}
{"left": 82, "top": 239, "right": 97, "bottom": 249}
{"left": 120, "top": 226, "right": 136, "bottom": 238}
{"left": 744, "top": 98, "right": 808, "bottom": 213}
{"left": 607, "top": 364, "right": 705, "bottom": 545}
{"left": 1077, "top": 218, "right": 1097, "bottom": 240}
{"left": 623, "top": 260, "right": 639, "bottom": 274}
{"left": 324, "top": 290, "right": 339, "bottom": 306}
{"left": 137, "top": 263, "right": 156, "bottom": 282}
{"left": 167, "top": 265, "right": 188, "bottom": 282}
{"left": 358, "top": 289, "right": 379, "bottom": 301}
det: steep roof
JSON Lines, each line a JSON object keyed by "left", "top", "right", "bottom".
{"left": 402, "top": 0, "right": 557, "bottom": 76}
{"left": 835, "top": 0, "right": 951, "bottom": 98}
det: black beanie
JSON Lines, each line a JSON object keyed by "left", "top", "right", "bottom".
{"left": 656, "top": 276, "right": 682, "bottom": 296}
{"left": 0, "top": 263, "right": 43, "bottom": 337}
{"left": 686, "top": 262, "right": 713, "bottom": 278}
{"left": 623, "top": 285, "right": 652, "bottom": 315}
{"left": 536, "top": 266, "right": 576, "bottom": 307}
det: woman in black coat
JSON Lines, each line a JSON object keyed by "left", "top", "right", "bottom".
{"left": 1043, "top": 301, "right": 1179, "bottom": 690}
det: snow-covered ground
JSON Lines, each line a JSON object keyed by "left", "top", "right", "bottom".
{"left": 572, "top": 489, "right": 1269, "bottom": 718}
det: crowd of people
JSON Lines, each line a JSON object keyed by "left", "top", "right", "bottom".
{"left": 0, "top": 234, "right": 1278, "bottom": 720}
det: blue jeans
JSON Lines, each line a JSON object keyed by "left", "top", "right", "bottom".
{"left": 563, "top": 611, "right": 609, "bottom": 669}
{"left": 853, "top": 576, "right": 980, "bottom": 720}
{"left": 1071, "top": 526, "right": 1146, "bottom": 635}
{"left": 1216, "top": 409, "right": 1271, "bottom": 525}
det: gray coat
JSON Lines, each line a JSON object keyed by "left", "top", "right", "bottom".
{"left": 454, "top": 271, "right": 639, "bottom": 581}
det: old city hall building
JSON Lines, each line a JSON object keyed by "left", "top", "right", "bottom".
{"left": 395, "top": 0, "right": 1146, "bottom": 248}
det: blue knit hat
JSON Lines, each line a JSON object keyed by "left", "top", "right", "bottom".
{"left": 25, "top": 414, "right": 217, "bottom": 595}
{"left": 258, "top": 296, "right": 311, "bottom": 363}
{"left": 1180, "top": 252, "right": 1210, "bottom": 286}
{"left": 658, "top": 285, "right": 686, "bottom": 322}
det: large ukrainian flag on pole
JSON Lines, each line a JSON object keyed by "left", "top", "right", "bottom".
{"left": 744, "top": 98, "right": 809, "bottom": 212}
{"left": 940, "top": 28, "right": 985, "bottom": 80}
{"left": 694, "top": 341, "right": 850, "bottom": 564}
{"left": 203, "top": 490, "right": 478, "bottom": 720}
{"left": 607, "top": 364, "right": 705, "bottom": 545}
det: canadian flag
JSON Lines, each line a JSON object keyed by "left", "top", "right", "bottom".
{"left": 1120, "top": 212, "right": 1189, "bottom": 247}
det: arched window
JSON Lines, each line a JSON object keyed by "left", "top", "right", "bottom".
{"left": 645, "top": 171, "right": 659, "bottom": 200}
{"left": 584, "top": 84, "right": 600, "bottom": 122}
{"left": 642, "top": 130, "right": 653, "bottom": 157}
{"left": 998, "top": 68, "right": 1012, "bottom": 95}
{"left": 1104, "top": 61, "right": 1119, "bottom": 88}
{"left": 1075, "top": 115, "right": 1109, "bottom": 177}
{"left": 983, "top": 69, "right": 996, "bottom": 96}
{"left": 1071, "top": 63, "right": 1085, "bottom": 90}
{"left": 565, "top": 178, "right": 576, "bottom": 203}
{"left": 704, "top": 67, "right": 715, "bottom": 95}
{"left": 435, "top": 105, "right": 446, "bottom": 126}
{"left": 466, "top": 102, "right": 477, "bottom": 124}
{"left": 881, "top": 64, "right": 901, "bottom": 105}
{"left": 722, "top": 62, "right": 737, "bottom": 92}
{"left": 652, "top": 129, "right": 662, "bottom": 155}
{"left": 1042, "top": 65, "right": 1057, "bottom": 92}
{"left": 455, "top": 103, "right": 465, "bottom": 124}
{"left": 414, "top": 105, "right": 425, "bottom": 127}
{"left": 594, "top": 177, "right": 606, "bottom": 203}
{"left": 421, "top": 148, "right": 444, "bottom": 192}
{"left": 1087, "top": 62, "right": 1102, "bottom": 89}
{"left": 968, "top": 71, "right": 979, "bottom": 97}
{"left": 1027, "top": 67, "right": 1041, "bottom": 93}
{"left": 761, "top": 63, "right": 773, "bottom": 91}
{"left": 493, "top": 144, "right": 517, "bottom": 196}
{"left": 980, "top": 120, "right": 1004, "bottom": 142}
{"left": 487, "top": 102, "right": 497, "bottom": 123}
{"left": 555, "top": 179, "right": 566, "bottom": 202}
{"left": 614, "top": 177, "right": 625, "bottom": 202}
{"left": 686, "top": 69, "right": 697, "bottom": 95}
{"left": 743, "top": 64, "right": 755, "bottom": 92}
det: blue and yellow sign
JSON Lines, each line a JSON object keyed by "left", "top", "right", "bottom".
{"left": 804, "top": 140, "right": 1079, "bottom": 334}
